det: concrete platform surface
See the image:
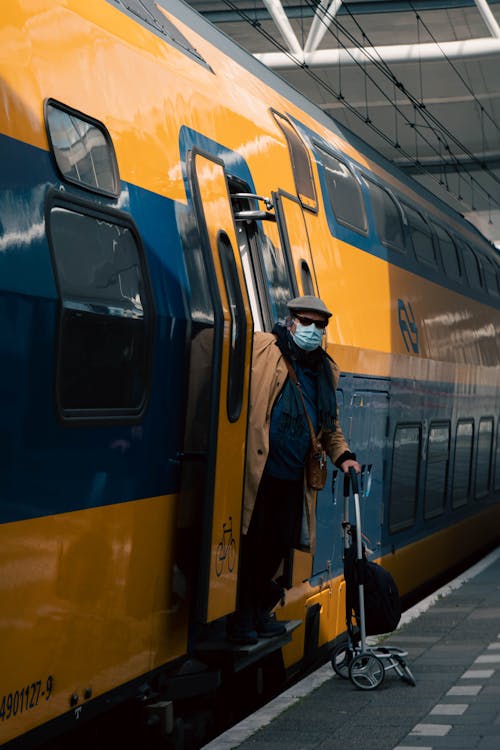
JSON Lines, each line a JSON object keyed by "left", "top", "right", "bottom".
{"left": 202, "top": 547, "right": 500, "bottom": 750}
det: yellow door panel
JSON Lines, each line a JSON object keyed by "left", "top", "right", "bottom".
{"left": 187, "top": 150, "right": 253, "bottom": 623}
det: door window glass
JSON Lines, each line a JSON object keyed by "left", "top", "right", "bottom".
{"left": 260, "top": 231, "right": 295, "bottom": 323}
{"left": 218, "top": 232, "right": 247, "bottom": 422}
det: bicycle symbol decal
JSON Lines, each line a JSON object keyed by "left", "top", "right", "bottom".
{"left": 215, "top": 516, "right": 236, "bottom": 576}
{"left": 398, "top": 298, "right": 419, "bottom": 354}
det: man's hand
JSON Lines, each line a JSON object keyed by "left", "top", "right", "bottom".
{"left": 340, "top": 459, "right": 361, "bottom": 474}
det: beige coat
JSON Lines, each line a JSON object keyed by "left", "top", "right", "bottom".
{"left": 242, "top": 332, "right": 352, "bottom": 552}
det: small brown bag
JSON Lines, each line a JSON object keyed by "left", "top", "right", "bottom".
{"left": 306, "top": 433, "right": 327, "bottom": 491}
{"left": 283, "top": 359, "right": 328, "bottom": 491}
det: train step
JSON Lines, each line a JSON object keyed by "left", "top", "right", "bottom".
{"left": 195, "top": 620, "right": 302, "bottom": 672}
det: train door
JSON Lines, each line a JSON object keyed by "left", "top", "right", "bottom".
{"left": 185, "top": 149, "right": 253, "bottom": 624}
{"left": 312, "top": 388, "right": 345, "bottom": 580}
{"left": 311, "top": 386, "right": 389, "bottom": 579}
{"left": 229, "top": 184, "right": 319, "bottom": 590}
{"left": 273, "top": 191, "right": 319, "bottom": 297}
{"left": 348, "top": 387, "right": 390, "bottom": 557}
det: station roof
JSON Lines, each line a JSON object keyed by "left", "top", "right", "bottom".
{"left": 184, "top": 1, "right": 500, "bottom": 248}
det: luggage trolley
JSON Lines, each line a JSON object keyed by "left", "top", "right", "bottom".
{"left": 331, "top": 468, "right": 416, "bottom": 690}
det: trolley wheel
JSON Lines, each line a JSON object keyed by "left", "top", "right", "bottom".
{"left": 331, "top": 642, "right": 353, "bottom": 679}
{"left": 349, "top": 653, "right": 385, "bottom": 691}
{"left": 395, "top": 657, "right": 416, "bottom": 687}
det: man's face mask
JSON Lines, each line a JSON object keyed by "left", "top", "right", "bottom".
{"left": 292, "top": 322, "right": 324, "bottom": 351}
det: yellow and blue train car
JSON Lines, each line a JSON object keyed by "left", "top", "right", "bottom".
{"left": 1, "top": 0, "right": 499, "bottom": 747}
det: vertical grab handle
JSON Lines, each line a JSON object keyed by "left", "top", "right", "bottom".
{"left": 349, "top": 466, "right": 359, "bottom": 495}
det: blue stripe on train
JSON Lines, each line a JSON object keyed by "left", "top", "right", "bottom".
{"left": 0, "top": 134, "right": 190, "bottom": 524}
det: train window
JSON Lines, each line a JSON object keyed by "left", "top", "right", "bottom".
{"left": 452, "top": 420, "right": 474, "bottom": 508}
{"left": 389, "top": 424, "right": 421, "bottom": 533}
{"left": 475, "top": 417, "right": 494, "bottom": 498}
{"left": 316, "top": 147, "right": 367, "bottom": 234}
{"left": 404, "top": 205, "right": 436, "bottom": 266}
{"left": 424, "top": 422, "right": 450, "bottom": 519}
{"left": 106, "top": 0, "right": 209, "bottom": 68}
{"left": 461, "top": 242, "right": 483, "bottom": 290}
{"left": 45, "top": 101, "right": 119, "bottom": 197}
{"left": 365, "top": 179, "right": 405, "bottom": 252}
{"left": 432, "top": 224, "right": 462, "bottom": 281}
{"left": 481, "top": 256, "right": 499, "bottom": 297}
{"left": 218, "top": 231, "right": 247, "bottom": 422}
{"left": 495, "top": 421, "right": 500, "bottom": 491}
{"left": 48, "top": 201, "right": 153, "bottom": 420}
{"left": 273, "top": 112, "right": 317, "bottom": 211}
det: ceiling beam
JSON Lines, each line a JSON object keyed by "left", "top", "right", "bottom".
{"left": 254, "top": 37, "right": 500, "bottom": 67}
{"left": 475, "top": 0, "right": 500, "bottom": 37}
{"left": 253, "top": 0, "right": 500, "bottom": 67}
{"left": 304, "top": 0, "right": 342, "bottom": 54}
{"left": 395, "top": 151, "right": 500, "bottom": 173}
{"left": 261, "top": 0, "right": 302, "bottom": 55}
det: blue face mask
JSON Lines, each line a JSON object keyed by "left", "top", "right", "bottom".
{"left": 292, "top": 323, "right": 324, "bottom": 351}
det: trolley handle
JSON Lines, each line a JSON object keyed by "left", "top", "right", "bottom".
{"left": 343, "top": 466, "right": 360, "bottom": 496}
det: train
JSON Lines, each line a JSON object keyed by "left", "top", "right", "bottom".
{"left": 1, "top": 0, "right": 499, "bottom": 747}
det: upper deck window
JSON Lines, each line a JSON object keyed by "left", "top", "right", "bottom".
{"left": 481, "top": 256, "right": 499, "bottom": 297}
{"left": 45, "top": 101, "right": 119, "bottom": 197}
{"left": 461, "top": 242, "right": 483, "bottom": 290}
{"left": 316, "top": 147, "right": 367, "bottom": 234}
{"left": 365, "top": 178, "right": 405, "bottom": 252}
{"left": 432, "top": 224, "right": 462, "bottom": 281}
{"left": 273, "top": 112, "right": 317, "bottom": 211}
{"left": 404, "top": 204, "right": 436, "bottom": 266}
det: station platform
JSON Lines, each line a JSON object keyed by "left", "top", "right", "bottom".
{"left": 202, "top": 547, "right": 500, "bottom": 750}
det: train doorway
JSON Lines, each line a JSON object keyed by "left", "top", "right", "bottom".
{"left": 185, "top": 149, "right": 253, "bottom": 624}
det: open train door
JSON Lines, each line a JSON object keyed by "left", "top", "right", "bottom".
{"left": 185, "top": 149, "right": 253, "bottom": 624}
{"left": 273, "top": 190, "right": 319, "bottom": 297}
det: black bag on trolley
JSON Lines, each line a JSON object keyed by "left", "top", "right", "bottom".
{"left": 344, "top": 528, "right": 401, "bottom": 636}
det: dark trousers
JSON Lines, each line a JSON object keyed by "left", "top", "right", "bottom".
{"left": 238, "top": 473, "right": 304, "bottom": 617}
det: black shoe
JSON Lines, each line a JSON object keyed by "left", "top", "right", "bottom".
{"left": 227, "top": 613, "right": 258, "bottom": 645}
{"left": 256, "top": 611, "right": 286, "bottom": 638}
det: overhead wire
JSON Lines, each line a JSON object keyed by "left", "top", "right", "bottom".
{"left": 220, "top": 1, "right": 454, "bottom": 197}
{"left": 313, "top": 0, "right": 500, "bottom": 206}
{"left": 220, "top": 0, "right": 499, "bottom": 213}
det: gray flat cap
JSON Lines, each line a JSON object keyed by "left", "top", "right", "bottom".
{"left": 287, "top": 295, "right": 332, "bottom": 318}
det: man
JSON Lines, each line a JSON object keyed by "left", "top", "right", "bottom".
{"left": 228, "top": 295, "right": 361, "bottom": 644}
